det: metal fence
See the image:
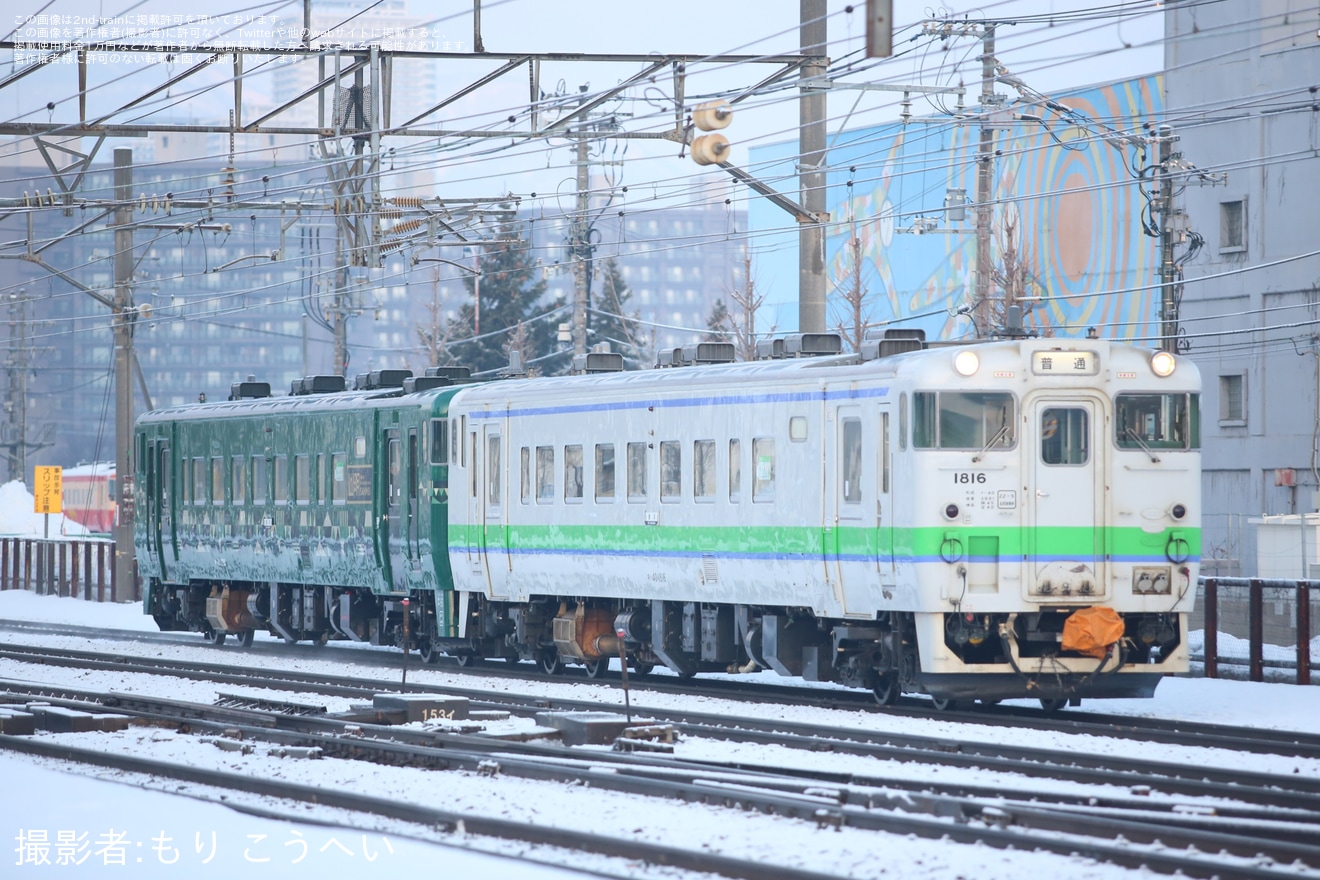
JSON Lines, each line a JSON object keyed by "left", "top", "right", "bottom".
{"left": 1196, "top": 577, "right": 1316, "bottom": 685}
{"left": 0, "top": 537, "right": 127, "bottom": 602}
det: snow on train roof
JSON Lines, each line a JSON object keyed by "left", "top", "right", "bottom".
{"left": 136, "top": 383, "right": 458, "bottom": 424}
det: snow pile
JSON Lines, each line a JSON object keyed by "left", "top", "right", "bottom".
{"left": 0, "top": 479, "right": 92, "bottom": 537}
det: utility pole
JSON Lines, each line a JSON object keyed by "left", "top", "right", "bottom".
{"left": 1156, "top": 125, "right": 1180, "bottom": 354}
{"left": 2, "top": 288, "right": 30, "bottom": 483}
{"left": 974, "top": 23, "right": 998, "bottom": 335}
{"left": 799, "top": 0, "right": 828, "bottom": 334}
{"left": 572, "top": 115, "right": 591, "bottom": 358}
{"left": 112, "top": 148, "right": 135, "bottom": 603}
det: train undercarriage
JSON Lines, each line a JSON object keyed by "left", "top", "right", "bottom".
{"left": 148, "top": 579, "right": 1185, "bottom": 710}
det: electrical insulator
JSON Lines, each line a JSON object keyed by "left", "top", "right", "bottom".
{"left": 690, "top": 133, "right": 730, "bottom": 166}
{"left": 692, "top": 100, "right": 733, "bottom": 131}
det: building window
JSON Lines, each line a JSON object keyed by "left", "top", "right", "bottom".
{"left": 1219, "top": 374, "right": 1246, "bottom": 424}
{"left": 1220, "top": 199, "right": 1245, "bottom": 252}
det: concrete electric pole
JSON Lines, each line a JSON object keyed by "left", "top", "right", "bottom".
{"left": 112, "top": 148, "right": 136, "bottom": 602}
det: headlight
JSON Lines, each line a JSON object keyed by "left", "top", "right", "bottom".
{"left": 954, "top": 350, "right": 979, "bottom": 377}
{"left": 1150, "top": 350, "right": 1176, "bottom": 377}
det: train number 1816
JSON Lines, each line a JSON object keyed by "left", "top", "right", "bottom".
{"left": 952, "top": 472, "right": 987, "bottom": 484}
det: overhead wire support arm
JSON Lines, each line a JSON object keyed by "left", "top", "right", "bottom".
{"left": 717, "top": 161, "right": 823, "bottom": 224}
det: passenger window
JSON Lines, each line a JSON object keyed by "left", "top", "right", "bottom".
{"left": 192, "top": 457, "right": 205, "bottom": 505}
{"left": 488, "top": 435, "right": 502, "bottom": 505}
{"left": 627, "top": 442, "right": 647, "bottom": 502}
{"left": 1041, "top": 407, "right": 1089, "bottom": 466}
{"left": 752, "top": 438, "right": 775, "bottom": 502}
{"left": 295, "top": 454, "right": 310, "bottom": 504}
{"left": 694, "top": 440, "right": 716, "bottom": 500}
{"left": 564, "top": 445, "right": 583, "bottom": 502}
{"left": 253, "top": 456, "right": 268, "bottom": 505}
{"left": 728, "top": 439, "right": 741, "bottom": 503}
{"left": 390, "top": 438, "right": 404, "bottom": 506}
{"left": 232, "top": 455, "right": 245, "bottom": 504}
{"left": 841, "top": 419, "right": 861, "bottom": 504}
{"left": 536, "top": 446, "right": 554, "bottom": 502}
{"left": 331, "top": 453, "right": 346, "bottom": 503}
{"left": 316, "top": 453, "right": 325, "bottom": 503}
{"left": 899, "top": 393, "right": 908, "bottom": 451}
{"left": 880, "top": 412, "right": 890, "bottom": 494}
{"left": 431, "top": 419, "right": 449, "bottom": 465}
{"left": 452, "top": 420, "right": 460, "bottom": 464}
{"left": 660, "top": 441, "right": 681, "bottom": 501}
{"left": 520, "top": 447, "right": 531, "bottom": 504}
{"left": 595, "top": 444, "right": 615, "bottom": 501}
{"left": 211, "top": 457, "right": 224, "bottom": 505}
{"left": 273, "top": 455, "right": 288, "bottom": 504}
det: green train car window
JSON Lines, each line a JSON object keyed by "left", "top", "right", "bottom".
{"left": 231, "top": 456, "right": 245, "bottom": 504}
{"left": 192, "top": 457, "right": 205, "bottom": 506}
{"left": 274, "top": 455, "right": 288, "bottom": 504}
{"left": 211, "top": 457, "right": 223, "bottom": 505}
{"left": 331, "top": 453, "right": 346, "bottom": 503}
{"left": 253, "top": 456, "right": 268, "bottom": 504}
{"left": 430, "top": 419, "right": 448, "bottom": 465}
{"left": 295, "top": 454, "right": 310, "bottom": 504}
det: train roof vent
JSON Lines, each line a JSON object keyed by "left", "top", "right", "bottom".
{"left": 783, "top": 333, "right": 842, "bottom": 357}
{"left": 860, "top": 327, "right": 927, "bottom": 361}
{"left": 572, "top": 352, "right": 625, "bottom": 374}
{"left": 681, "top": 342, "right": 736, "bottom": 365}
{"left": 353, "top": 369, "right": 412, "bottom": 390}
{"left": 403, "top": 376, "right": 451, "bottom": 393}
{"left": 423, "top": 365, "right": 472, "bottom": 382}
{"left": 655, "top": 348, "right": 678, "bottom": 368}
{"left": 228, "top": 380, "right": 271, "bottom": 401}
{"left": 291, "top": 375, "right": 346, "bottom": 395}
{"left": 754, "top": 338, "right": 785, "bottom": 360}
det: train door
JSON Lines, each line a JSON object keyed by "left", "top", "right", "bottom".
{"left": 831, "top": 405, "right": 870, "bottom": 615}
{"left": 406, "top": 427, "right": 420, "bottom": 565}
{"left": 1027, "top": 396, "right": 1105, "bottom": 599}
{"left": 479, "top": 424, "right": 502, "bottom": 593}
{"left": 876, "top": 405, "right": 895, "bottom": 588}
{"left": 377, "top": 427, "right": 400, "bottom": 589}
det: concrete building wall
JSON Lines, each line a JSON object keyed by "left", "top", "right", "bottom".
{"left": 1165, "top": 2, "right": 1320, "bottom": 577}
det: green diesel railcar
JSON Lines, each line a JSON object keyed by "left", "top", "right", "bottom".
{"left": 134, "top": 374, "right": 462, "bottom": 649}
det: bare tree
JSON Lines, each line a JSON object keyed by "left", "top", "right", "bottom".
{"left": 989, "top": 206, "right": 1051, "bottom": 336}
{"left": 829, "top": 216, "right": 874, "bottom": 352}
{"left": 708, "top": 253, "right": 768, "bottom": 361}
{"left": 413, "top": 267, "right": 450, "bottom": 369}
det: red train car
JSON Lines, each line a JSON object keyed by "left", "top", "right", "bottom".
{"left": 61, "top": 463, "right": 116, "bottom": 534}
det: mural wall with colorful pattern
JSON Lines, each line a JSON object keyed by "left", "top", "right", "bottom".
{"left": 748, "top": 75, "right": 1162, "bottom": 341}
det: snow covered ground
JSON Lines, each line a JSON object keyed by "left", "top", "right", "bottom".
{"left": 2, "top": 590, "right": 1319, "bottom": 879}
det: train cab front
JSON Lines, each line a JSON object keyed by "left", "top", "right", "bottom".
{"left": 912, "top": 606, "right": 1188, "bottom": 707}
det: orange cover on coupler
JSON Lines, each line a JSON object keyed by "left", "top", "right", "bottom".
{"left": 1061, "top": 606, "right": 1125, "bottom": 659}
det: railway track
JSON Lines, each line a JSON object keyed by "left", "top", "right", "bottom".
{"left": 2, "top": 672, "right": 1319, "bottom": 880}
{"left": 4, "top": 618, "right": 1319, "bottom": 761}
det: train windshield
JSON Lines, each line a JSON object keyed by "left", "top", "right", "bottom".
{"left": 912, "top": 392, "right": 1016, "bottom": 450}
{"left": 1114, "top": 393, "right": 1200, "bottom": 450}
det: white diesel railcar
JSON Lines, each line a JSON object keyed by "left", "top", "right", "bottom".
{"left": 444, "top": 332, "right": 1200, "bottom": 708}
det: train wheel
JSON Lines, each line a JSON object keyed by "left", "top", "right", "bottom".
{"left": 930, "top": 696, "right": 964, "bottom": 712}
{"left": 978, "top": 698, "right": 1002, "bottom": 708}
{"left": 539, "top": 650, "right": 564, "bottom": 676}
{"left": 204, "top": 629, "right": 226, "bottom": 647}
{"left": 417, "top": 641, "right": 440, "bottom": 665}
{"left": 871, "top": 676, "right": 901, "bottom": 706}
{"left": 1039, "top": 697, "right": 1068, "bottom": 714}
{"left": 235, "top": 629, "right": 254, "bottom": 648}
{"left": 455, "top": 653, "right": 481, "bottom": 668}
{"left": 631, "top": 661, "right": 654, "bottom": 675}
{"left": 582, "top": 657, "right": 610, "bottom": 679}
